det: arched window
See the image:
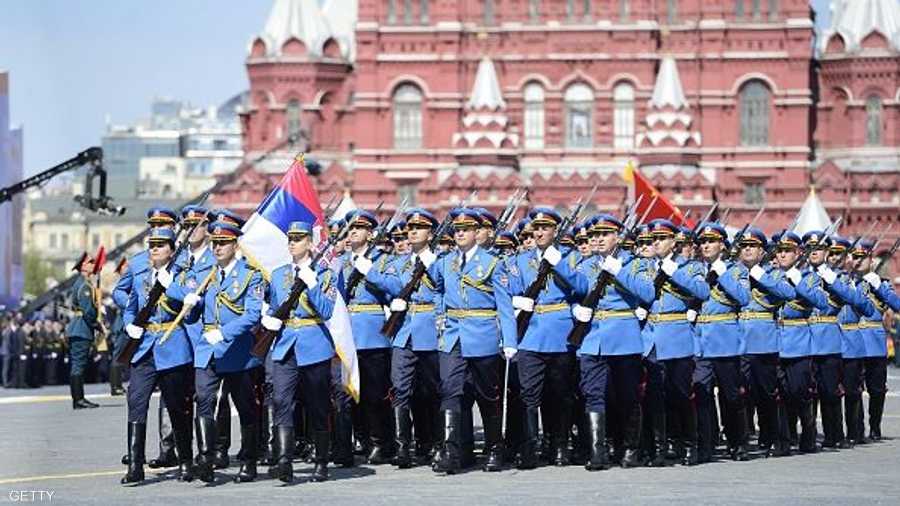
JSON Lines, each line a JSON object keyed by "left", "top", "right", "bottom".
{"left": 523, "top": 83, "right": 545, "bottom": 149}
{"left": 393, "top": 84, "right": 423, "bottom": 149}
{"left": 484, "top": 0, "right": 495, "bottom": 25}
{"left": 528, "top": 0, "right": 540, "bottom": 23}
{"left": 565, "top": 83, "right": 594, "bottom": 148}
{"left": 736, "top": 0, "right": 744, "bottom": 19}
{"left": 739, "top": 80, "right": 770, "bottom": 146}
{"left": 286, "top": 99, "right": 302, "bottom": 140}
{"left": 403, "top": 0, "right": 413, "bottom": 25}
{"left": 866, "top": 95, "right": 883, "bottom": 146}
{"left": 420, "top": 0, "right": 429, "bottom": 24}
{"left": 667, "top": 0, "right": 678, "bottom": 24}
{"left": 751, "top": 0, "right": 762, "bottom": 19}
{"left": 567, "top": 0, "right": 591, "bottom": 21}
{"left": 768, "top": 0, "right": 778, "bottom": 20}
{"left": 619, "top": 0, "right": 630, "bottom": 22}
{"left": 613, "top": 83, "right": 635, "bottom": 149}
{"left": 387, "top": 0, "right": 396, "bottom": 24}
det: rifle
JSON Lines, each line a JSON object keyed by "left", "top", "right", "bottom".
{"left": 872, "top": 236, "right": 900, "bottom": 274}
{"left": 566, "top": 195, "right": 654, "bottom": 347}
{"left": 725, "top": 206, "right": 766, "bottom": 259}
{"left": 116, "top": 193, "right": 212, "bottom": 365}
{"left": 251, "top": 218, "right": 355, "bottom": 358}
{"left": 718, "top": 207, "right": 732, "bottom": 227}
{"left": 483, "top": 189, "right": 527, "bottom": 251}
{"left": 832, "top": 220, "right": 879, "bottom": 268}
{"left": 321, "top": 193, "right": 339, "bottom": 221}
{"left": 652, "top": 202, "right": 719, "bottom": 295}
{"left": 515, "top": 184, "right": 597, "bottom": 339}
{"left": 380, "top": 191, "right": 479, "bottom": 337}
{"left": 344, "top": 200, "right": 405, "bottom": 296}
{"left": 676, "top": 209, "right": 692, "bottom": 227}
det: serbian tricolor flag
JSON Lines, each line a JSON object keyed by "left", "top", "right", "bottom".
{"left": 622, "top": 161, "right": 694, "bottom": 227}
{"left": 240, "top": 154, "right": 360, "bottom": 402}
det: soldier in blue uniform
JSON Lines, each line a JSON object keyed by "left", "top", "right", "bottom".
{"left": 258, "top": 221, "right": 336, "bottom": 483}
{"left": 166, "top": 220, "right": 264, "bottom": 483}
{"left": 340, "top": 209, "right": 395, "bottom": 464}
{"left": 773, "top": 231, "right": 829, "bottom": 454}
{"left": 508, "top": 207, "right": 581, "bottom": 468}
{"left": 642, "top": 219, "right": 709, "bottom": 466}
{"left": 692, "top": 222, "right": 751, "bottom": 462}
{"left": 557, "top": 214, "right": 655, "bottom": 470}
{"left": 853, "top": 240, "right": 897, "bottom": 441}
{"left": 736, "top": 228, "right": 796, "bottom": 457}
{"left": 475, "top": 208, "right": 498, "bottom": 248}
{"left": 494, "top": 231, "right": 519, "bottom": 256}
{"left": 390, "top": 221, "right": 409, "bottom": 255}
{"left": 120, "top": 228, "right": 195, "bottom": 484}
{"left": 113, "top": 207, "right": 181, "bottom": 468}
{"left": 67, "top": 252, "right": 100, "bottom": 410}
{"left": 422, "top": 208, "right": 518, "bottom": 474}
{"left": 573, "top": 222, "right": 591, "bottom": 259}
{"left": 806, "top": 231, "right": 856, "bottom": 449}
{"left": 356, "top": 208, "right": 443, "bottom": 469}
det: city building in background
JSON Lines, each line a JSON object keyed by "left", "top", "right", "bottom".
{"left": 0, "top": 70, "right": 25, "bottom": 307}
{"left": 210, "top": 0, "right": 899, "bottom": 278}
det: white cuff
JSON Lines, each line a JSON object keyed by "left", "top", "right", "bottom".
{"left": 261, "top": 314, "right": 283, "bottom": 331}
{"left": 512, "top": 296, "right": 535, "bottom": 312}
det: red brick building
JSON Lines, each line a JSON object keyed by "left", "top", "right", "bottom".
{"left": 212, "top": 0, "right": 900, "bottom": 276}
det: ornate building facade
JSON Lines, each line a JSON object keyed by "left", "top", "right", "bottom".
{"left": 211, "top": 0, "right": 900, "bottom": 276}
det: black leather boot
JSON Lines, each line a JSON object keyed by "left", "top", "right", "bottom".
{"left": 366, "top": 404, "right": 394, "bottom": 465}
{"left": 174, "top": 417, "right": 195, "bottom": 482}
{"left": 71, "top": 375, "right": 98, "bottom": 409}
{"left": 482, "top": 415, "right": 504, "bottom": 472}
{"left": 729, "top": 404, "right": 749, "bottom": 461}
{"left": 648, "top": 409, "right": 667, "bottom": 467}
{"left": 332, "top": 408, "right": 354, "bottom": 468}
{"left": 234, "top": 425, "right": 258, "bottom": 483}
{"left": 121, "top": 422, "right": 146, "bottom": 484}
{"left": 273, "top": 425, "right": 294, "bottom": 483}
{"left": 832, "top": 400, "right": 851, "bottom": 449}
{"left": 584, "top": 412, "right": 609, "bottom": 471}
{"left": 196, "top": 417, "right": 216, "bottom": 483}
{"left": 432, "top": 410, "right": 461, "bottom": 474}
{"left": 798, "top": 402, "right": 818, "bottom": 454}
{"left": 681, "top": 402, "right": 698, "bottom": 466}
{"left": 392, "top": 407, "right": 413, "bottom": 469}
{"left": 772, "top": 402, "right": 791, "bottom": 457}
{"left": 621, "top": 405, "right": 643, "bottom": 468}
{"left": 213, "top": 396, "right": 231, "bottom": 469}
{"left": 311, "top": 430, "right": 330, "bottom": 482}
{"left": 821, "top": 400, "right": 837, "bottom": 448}
{"left": 554, "top": 409, "right": 572, "bottom": 467}
{"left": 109, "top": 365, "right": 124, "bottom": 396}
{"left": 516, "top": 408, "right": 540, "bottom": 470}
{"left": 868, "top": 393, "right": 885, "bottom": 441}
{"left": 259, "top": 403, "right": 274, "bottom": 465}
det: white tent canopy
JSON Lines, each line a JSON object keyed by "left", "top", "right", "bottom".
{"left": 792, "top": 187, "right": 833, "bottom": 236}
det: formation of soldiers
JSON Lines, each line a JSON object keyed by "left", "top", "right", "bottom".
{"left": 0, "top": 316, "right": 70, "bottom": 388}
{"left": 61, "top": 198, "right": 900, "bottom": 486}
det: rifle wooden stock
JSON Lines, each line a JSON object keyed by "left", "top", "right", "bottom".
{"left": 381, "top": 260, "right": 427, "bottom": 338}
{"left": 251, "top": 276, "right": 309, "bottom": 358}
{"left": 115, "top": 279, "right": 168, "bottom": 365}
{"left": 516, "top": 259, "right": 553, "bottom": 340}
{"left": 566, "top": 267, "right": 615, "bottom": 348}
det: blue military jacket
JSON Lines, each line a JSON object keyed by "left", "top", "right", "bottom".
{"left": 741, "top": 265, "right": 795, "bottom": 355}
{"left": 340, "top": 250, "right": 392, "bottom": 350}
{"left": 365, "top": 252, "right": 441, "bottom": 351}
{"left": 509, "top": 249, "right": 581, "bottom": 353}
{"left": 643, "top": 255, "right": 709, "bottom": 360}
{"left": 858, "top": 280, "right": 892, "bottom": 358}
{"left": 873, "top": 279, "right": 900, "bottom": 312}
{"left": 810, "top": 268, "right": 858, "bottom": 356}
{"left": 173, "top": 245, "right": 216, "bottom": 350}
{"left": 697, "top": 262, "right": 749, "bottom": 358}
{"left": 837, "top": 273, "right": 877, "bottom": 359}
{"left": 123, "top": 264, "right": 193, "bottom": 370}
{"left": 778, "top": 268, "right": 828, "bottom": 358}
{"left": 266, "top": 263, "right": 336, "bottom": 366}
{"left": 167, "top": 258, "right": 264, "bottom": 373}
{"left": 112, "top": 250, "right": 150, "bottom": 310}
{"left": 555, "top": 251, "right": 654, "bottom": 357}
{"left": 66, "top": 276, "right": 98, "bottom": 341}
{"left": 426, "top": 246, "right": 517, "bottom": 358}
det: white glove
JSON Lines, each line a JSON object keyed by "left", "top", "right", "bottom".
{"left": 298, "top": 265, "right": 318, "bottom": 288}
{"left": 125, "top": 323, "right": 144, "bottom": 340}
{"left": 686, "top": 309, "right": 697, "bottom": 323}
{"left": 750, "top": 264, "right": 766, "bottom": 282}
{"left": 19, "top": 355, "right": 26, "bottom": 361}
{"left": 502, "top": 347, "right": 517, "bottom": 360}
{"left": 786, "top": 267, "right": 802, "bottom": 286}
{"left": 817, "top": 264, "right": 837, "bottom": 285}
{"left": 261, "top": 314, "right": 283, "bottom": 331}
{"left": 863, "top": 272, "right": 882, "bottom": 289}
{"left": 542, "top": 245, "right": 562, "bottom": 266}
{"left": 602, "top": 255, "right": 623, "bottom": 276}
{"left": 512, "top": 296, "right": 535, "bottom": 312}
{"left": 419, "top": 249, "right": 437, "bottom": 268}
{"left": 661, "top": 257, "right": 678, "bottom": 277}
{"left": 51, "top": 352, "right": 58, "bottom": 359}
{"left": 572, "top": 304, "right": 593, "bottom": 323}
{"left": 711, "top": 259, "right": 727, "bottom": 276}
{"left": 390, "top": 299, "right": 408, "bottom": 312}
{"left": 203, "top": 329, "right": 224, "bottom": 345}
{"left": 354, "top": 256, "right": 373, "bottom": 276}
{"left": 634, "top": 307, "right": 648, "bottom": 321}
{"left": 183, "top": 292, "right": 202, "bottom": 308}
{"left": 156, "top": 268, "right": 174, "bottom": 289}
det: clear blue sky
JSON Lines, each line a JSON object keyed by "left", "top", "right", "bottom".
{"left": 2, "top": 1, "right": 832, "bottom": 177}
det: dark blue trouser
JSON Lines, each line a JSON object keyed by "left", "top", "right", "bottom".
{"left": 779, "top": 356, "right": 813, "bottom": 403}
{"left": 813, "top": 354, "right": 843, "bottom": 402}
{"left": 517, "top": 350, "right": 574, "bottom": 411}
{"left": 195, "top": 362, "right": 259, "bottom": 427}
{"left": 747, "top": 353, "right": 779, "bottom": 445}
{"left": 390, "top": 346, "right": 438, "bottom": 410}
{"left": 271, "top": 352, "right": 331, "bottom": 430}
{"left": 439, "top": 344, "right": 500, "bottom": 415}
{"left": 127, "top": 353, "right": 192, "bottom": 425}
{"left": 694, "top": 356, "right": 746, "bottom": 451}
{"left": 578, "top": 354, "right": 609, "bottom": 414}
{"left": 644, "top": 348, "right": 694, "bottom": 433}
{"left": 863, "top": 356, "right": 887, "bottom": 396}
{"left": 67, "top": 337, "right": 91, "bottom": 377}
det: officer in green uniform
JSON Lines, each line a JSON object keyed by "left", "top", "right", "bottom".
{"left": 67, "top": 252, "right": 100, "bottom": 409}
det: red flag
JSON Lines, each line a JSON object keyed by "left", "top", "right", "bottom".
{"left": 623, "top": 162, "right": 694, "bottom": 227}
{"left": 93, "top": 246, "right": 106, "bottom": 275}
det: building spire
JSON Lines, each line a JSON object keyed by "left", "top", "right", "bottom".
{"left": 466, "top": 57, "right": 506, "bottom": 111}
{"left": 649, "top": 56, "right": 688, "bottom": 111}
{"left": 819, "top": 0, "right": 900, "bottom": 53}
{"left": 637, "top": 56, "right": 701, "bottom": 149}
{"left": 251, "top": 0, "right": 335, "bottom": 58}
{"left": 792, "top": 186, "right": 833, "bottom": 235}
